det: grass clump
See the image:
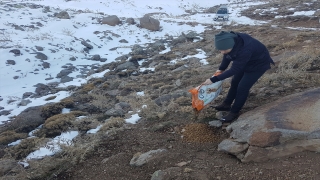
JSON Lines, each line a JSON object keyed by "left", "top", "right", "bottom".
{"left": 5, "top": 137, "right": 46, "bottom": 160}
{"left": 0, "top": 131, "right": 28, "bottom": 145}
{"left": 80, "top": 83, "right": 95, "bottom": 93}
{"left": 41, "top": 103, "right": 65, "bottom": 119}
{"left": 37, "top": 113, "right": 76, "bottom": 137}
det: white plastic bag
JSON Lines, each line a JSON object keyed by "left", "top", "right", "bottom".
{"left": 189, "top": 80, "right": 223, "bottom": 111}
{"left": 198, "top": 81, "right": 223, "bottom": 106}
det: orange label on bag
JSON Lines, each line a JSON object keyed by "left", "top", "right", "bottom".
{"left": 189, "top": 87, "right": 204, "bottom": 111}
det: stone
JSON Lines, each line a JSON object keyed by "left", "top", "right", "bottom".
{"left": 116, "top": 61, "right": 136, "bottom": 71}
{"left": 56, "top": 69, "right": 73, "bottom": 78}
{"left": 219, "top": 87, "right": 320, "bottom": 162}
{"left": 22, "top": 92, "right": 33, "bottom": 99}
{"left": 126, "top": 17, "right": 135, "bottom": 24}
{"left": 2, "top": 106, "right": 45, "bottom": 133}
{"left": 130, "top": 149, "right": 167, "bottom": 166}
{"left": 9, "top": 49, "right": 21, "bottom": 56}
{"left": 35, "top": 52, "right": 48, "bottom": 60}
{"left": 55, "top": 11, "right": 70, "bottom": 19}
{"left": 140, "top": 15, "right": 160, "bottom": 31}
{"left": 218, "top": 139, "right": 249, "bottom": 155}
{"left": 105, "top": 108, "right": 125, "bottom": 117}
{"left": 91, "top": 54, "right": 101, "bottom": 60}
{"left": 18, "top": 99, "right": 32, "bottom": 106}
{"left": 249, "top": 131, "right": 282, "bottom": 147}
{"left": 81, "top": 41, "right": 93, "bottom": 49}
{"left": 60, "top": 76, "right": 74, "bottom": 83}
{"left": 208, "top": 120, "right": 223, "bottom": 128}
{"left": 42, "top": 62, "right": 50, "bottom": 69}
{"left": 101, "top": 15, "right": 121, "bottom": 26}
{"left": 6, "top": 60, "right": 16, "bottom": 65}
{"left": 151, "top": 167, "right": 181, "bottom": 180}
{"left": 35, "top": 46, "right": 44, "bottom": 51}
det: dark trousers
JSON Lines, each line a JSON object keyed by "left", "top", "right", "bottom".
{"left": 224, "top": 70, "right": 267, "bottom": 113}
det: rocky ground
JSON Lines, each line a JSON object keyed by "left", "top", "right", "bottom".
{"left": 1, "top": 0, "right": 320, "bottom": 179}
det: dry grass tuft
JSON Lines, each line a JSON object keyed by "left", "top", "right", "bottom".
{"left": 159, "top": 84, "right": 175, "bottom": 93}
{"left": 0, "top": 131, "right": 28, "bottom": 145}
{"left": 273, "top": 39, "right": 299, "bottom": 51}
{"left": 99, "top": 117, "right": 125, "bottom": 132}
{"left": 41, "top": 99, "right": 75, "bottom": 119}
{"left": 73, "top": 115, "right": 100, "bottom": 132}
{"left": 80, "top": 83, "right": 95, "bottom": 93}
{"left": 58, "top": 117, "right": 125, "bottom": 165}
{"left": 38, "top": 113, "right": 76, "bottom": 137}
{"left": 41, "top": 103, "right": 65, "bottom": 119}
{"left": 152, "top": 82, "right": 166, "bottom": 89}
{"left": 60, "top": 97, "right": 75, "bottom": 108}
{"left": 5, "top": 137, "right": 47, "bottom": 160}
{"left": 206, "top": 53, "right": 223, "bottom": 65}
{"left": 90, "top": 92, "right": 112, "bottom": 110}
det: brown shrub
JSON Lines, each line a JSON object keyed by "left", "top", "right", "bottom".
{"left": 152, "top": 82, "right": 165, "bottom": 89}
{"left": 60, "top": 97, "right": 75, "bottom": 108}
{"left": 159, "top": 84, "right": 175, "bottom": 93}
{"left": 0, "top": 131, "right": 28, "bottom": 145}
{"left": 41, "top": 103, "right": 64, "bottom": 119}
{"left": 72, "top": 94, "right": 93, "bottom": 103}
{"left": 6, "top": 137, "right": 46, "bottom": 160}
{"left": 40, "top": 114, "right": 76, "bottom": 137}
{"left": 80, "top": 83, "right": 95, "bottom": 93}
{"left": 99, "top": 117, "right": 125, "bottom": 132}
{"left": 73, "top": 115, "right": 100, "bottom": 132}
{"left": 41, "top": 98, "right": 75, "bottom": 119}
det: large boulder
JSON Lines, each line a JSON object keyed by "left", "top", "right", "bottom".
{"left": 140, "top": 15, "right": 160, "bottom": 31}
{"left": 218, "top": 87, "right": 320, "bottom": 162}
{"left": 101, "top": 15, "right": 121, "bottom": 26}
{"left": 0, "top": 106, "right": 45, "bottom": 133}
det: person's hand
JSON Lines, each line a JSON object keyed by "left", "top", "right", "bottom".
{"left": 213, "top": 70, "right": 224, "bottom": 77}
{"left": 202, "top": 79, "right": 213, "bottom": 85}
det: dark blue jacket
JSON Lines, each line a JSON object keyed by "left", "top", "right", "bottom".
{"left": 216, "top": 32, "right": 274, "bottom": 81}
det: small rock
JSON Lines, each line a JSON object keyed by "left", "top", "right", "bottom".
{"left": 0, "top": 110, "right": 11, "bottom": 116}
{"left": 35, "top": 46, "right": 44, "bottom": 51}
{"left": 22, "top": 92, "right": 33, "bottom": 99}
{"left": 35, "top": 52, "right": 48, "bottom": 60}
{"left": 42, "top": 62, "right": 50, "bottom": 69}
{"left": 9, "top": 49, "right": 21, "bottom": 56}
{"left": 69, "top": 56, "right": 76, "bottom": 61}
{"left": 18, "top": 100, "right": 32, "bottom": 106}
{"left": 183, "top": 168, "right": 193, "bottom": 173}
{"left": 55, "top": 11, "right": 70, "bottom": 19}
{"left": 91, "top": 54, "right": 101, "bottom": 60}
{"left": 6, "top": 60, "right": 16, "bottom": 65}
{"left": 81, "top": 41, "right": 93, "bottom": 49}
{"left": 208, "top": 120, "right": 223, "bottom": 128}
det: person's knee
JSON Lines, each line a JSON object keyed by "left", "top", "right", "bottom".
{"left": 237, "top": 84, "right": 251, "bottom": 94}
{"left": 231, "top": 78, "right": 240, "bottom": 86}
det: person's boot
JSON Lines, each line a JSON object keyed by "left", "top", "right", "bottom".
{"left": 221, "top": 112, "right": 239, "bottom": 122}
{"left": 214, "top": 102, "right": 231, "bottom": 111}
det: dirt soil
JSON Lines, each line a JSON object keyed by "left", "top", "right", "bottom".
{"left": 55, "top": 120, "right": 320, "bottom": 180}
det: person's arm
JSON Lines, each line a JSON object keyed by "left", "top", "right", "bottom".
{"left": 211, "top": 50, "right": 252, "bottom": 84}
{"left": 218, "top": 55, "right": 231, "bottom": 71}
